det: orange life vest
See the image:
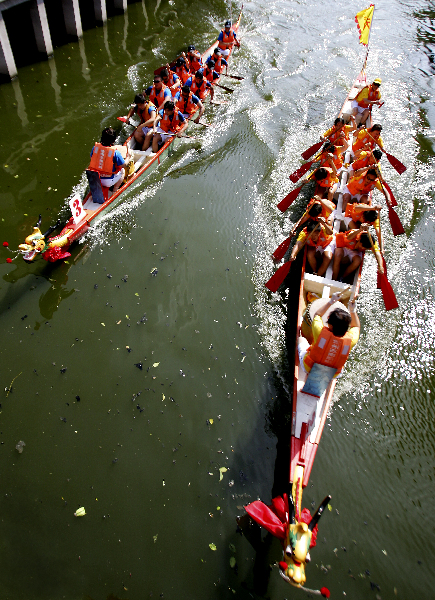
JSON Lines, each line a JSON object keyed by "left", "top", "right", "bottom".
{"left": 304, "top": 328, "right": 353, "bottom": 373}
{"left": 213, "top": 56, "right": 224, "bottom": 73}
{"left": 346, "top": 171, "right": 377, "bottom": 196}
{"left": 335, "top": 231, "right": 362, "bottom": 250}
{"left": 89, "top": 143, "right": 117, "bottom": 176}
{"left": 203, "top": 67, "right": 216, "bottom": 83}
{"left": 218, "top": 29, "right": 235, "bottom": 50}
{"left": 311, "top": 168, "right": 338, "bottom": 188}
{"left": 344, "top": 202, "right": 374, "bottom": 224}
{"left": 319, "top": 149, "right": 343, "bottom": 170}
{"left": 352, "top": 129, "right": 382, "bottom": 153}
{"left": 304, "top": 226, "right": 333, "bottom": 249}
{"left": 190, "top": 79, "right": 208, "bottom": 100}
{"left": 176, "top": 91, "right": 197, "bottom": 115}
{"left": 162, "top": 73, "right": 179, "bottom": 94}
{"left": 351, "top": 151, "right": 374, "bottom": 171}
{"left": 356, "top": 85, "right": 381, "bottom": 108}
{"left": 187, "top": 52, "right": 202, "bottom": 73}
{"left": 175, "top": 65, "right": 191, "bottom": 84}
{"left": 159, "top": 107, "right": 183, "bottom": 133}
{"left": 149, "top": 84, "right": 169, "bottom": 108}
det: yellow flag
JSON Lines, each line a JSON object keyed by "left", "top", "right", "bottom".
{"left": 355, "top": 4, "right": 374, "bottom": 45}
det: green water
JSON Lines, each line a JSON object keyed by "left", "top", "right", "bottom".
{"left": 0, "top": 0, "right": 434, "bottom": 599}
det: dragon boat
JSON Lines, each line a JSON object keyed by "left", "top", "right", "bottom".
{"left": 16, "top": 9, "right": 243, "bottom": 263}
{"left": 244, "top": 5, "right": 403, "bottom": 594}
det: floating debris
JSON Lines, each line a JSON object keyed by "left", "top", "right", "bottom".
{"left": 74, "top": 507, "right": 86, "bottom": 517}
{"left": 209, "top": 543, "right": 217, "bottom": 551}
{"left": 15, "top": 440, "right": 26, "bottom": 453}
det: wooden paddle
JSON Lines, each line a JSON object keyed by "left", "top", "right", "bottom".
{"left": 223, "top": 73, "right": 244, "bottom": 80}
{"left": 289, "top": 159, "right": 316, "bottom": 183}
{"left": 117, "top": 116, "right": 134, "bottom": 125}
{"left": 366, "top": 131, "right": 407, "bottom": 174}
{"left": 374, "top": 167, "right": 405, "bottom": 235}
{"left": 215, "top": 82, "right": 234, "bottom": 92}
{"left": 301, "top": 141, "right": 323, "bottom": 160}
{"left": 277, "top": 183, "right": 306, "bottom": 212}
{"left": 373, "top": 164, "right": 398, "bottom": 207}
{"left": 368, "top": 232, "right": 398, "bottom": 311}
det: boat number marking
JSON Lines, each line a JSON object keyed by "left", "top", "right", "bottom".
{"left": 69, "top": 194, "right": 85, "bottom": 225}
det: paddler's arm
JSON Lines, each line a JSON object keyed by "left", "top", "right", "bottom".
{"left": 348, "top": 298, "right": 360, "bottom": 331}
{"left": 288, "top": 232, "right": 307, "bottom": 261}
{"left": 317, "top": 216, "right": 333, "bottom": 236}
{"left": 176, "top": 114, "right": 188, "bottom": 137}
{"left": 193, "top": 98, "right": 205, "bottom": 123}
{"left": 325, "top": 155, "right": 337, "bottom": 178}
{"left": 143, "top": 110, "right": 157, "bottom": 128}
{"left": 313, "top": 291, "right": 343, "bottom": 318}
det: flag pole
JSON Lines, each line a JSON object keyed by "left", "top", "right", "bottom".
{"left": 361, "top": 4, "right": 375, "bottom": 72}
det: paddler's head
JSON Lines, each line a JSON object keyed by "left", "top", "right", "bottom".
{"left": 213, "top": 48, "right": 221, "bottom": 57}
{"left": 100, "top": 127, "right": 116, "bottom": 147}
{"left": 365, "top": 168, "right": 378, "bottom": 183}
{"left": 153, "top": 75, "right": 163, "bottom": 90}
{"left": 368, "top": 123, "right": 382, "bottom": 138}
{"left": 160, "top": 69, "right": 170, "bottom": 84}
{"left": 134, "top": 93, "right": 146, "bottom": 110}
{"left": 163, "top": 100, "right": 175, "bottom": 115}
{"left": 187, "top": 44, "right": 196, "bottom": 53}
{"left": 362, "top": 209, "right": 378, "bottom": 224}
{"left": 373, "top": 77, "right": 382, "bottom": 88}
{"left": 208, "top": 60, "right": 215, "bottom": 70}
{"left": 373, "top": 149, "right": 382, "bottom": 161}
{"left": 327, "top": 308, "right": 351, "bottom": 337}
{"left": 308, "top": 202, "right": 322, "bottom": 219}
{"left": 334, "top": 117, "right": 345, "bottom": 130}
{"left": 194, "top": 70, "right": 204, "bottom": 84}
{"left": 306, "top": 220, "right": 320, "bottom": 243}
{"left": 224, "top": 20, "right": 231, "bottom": 29}
{"left": 357, "top": 232, "right": 373, "bottom": 250}
{"left": 314, "top": 167, "right": 329, "bottom": 182}
{"left": 180, "top": 85, "right": 191, "bottom": 100}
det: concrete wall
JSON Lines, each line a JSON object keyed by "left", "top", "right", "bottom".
{"left": 0, "top": 0, "right": 133, "bottom": 81}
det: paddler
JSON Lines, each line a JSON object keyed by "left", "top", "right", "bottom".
{"left": 318, "top": 141, "right": 346, "bottom": 172}
{"left": 320, "top": 116, "right": 356, "bottom": 147}
{"left": 175, "top": 85, "right": 205, "bottom": 123}
{"left": 288, "top": 219, "right": 335, "bottom": 277}
{"left": 341, "top": 167, "right": 389, "bottom": 210}
{"left": 332, "top": 227, "right": 384, "bottom": 282}
{"left": 201, "top": 61, "right": 221, "bottom": 84}
{"left": 151, "top": 100, "right": 188, "bottom": 153}
{"left": 291, "top": 196, "right": 336, "bottom": 233}
{"left": 185, "top": 70, "right": 214, "bottom": 102}
{"left": 352, "top": 123, "right": 383, "bottom": 155}
{"left": 349, "top": 148, "right": 382, "bottom": 175}
{"left": 144, "top": 75, "right": 172, "bottom": 112}
{"left": 217, "top": 20, "right": 240, "bottom": 57}
{"left": 185, "top": 45, "right": 203, "bottom": 74}
{"left": 297, "top": 292, "right": 360, "bottom": 375}
{"left": 173, "top": 56, "right": 191, "bottom": 84}
{"left": 206, "top": 48, "right": 228, "bottom": 75}
{"left": 128, "top": 93, "right": 158, "bottom": 149}
{"left": 343, "top": 202, "right": 382, "bottom": 249}
{"left": 160, "top": 67, "right": 181, "bottom": 98}
{"left": 89, "top": 127, "right": 130, "bottom": 193}
{"left": 351, "top": 78, "right": 382, "bottom": 125}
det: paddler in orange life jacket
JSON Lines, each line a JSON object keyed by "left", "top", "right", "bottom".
{"left": 352, "top": 123, "right": 384, "bottom": 155}
{"left": 160, "top": 67, "right": 181, "bottom": 98}
{"left": 201, "top": 61, "right": 221, "bottom": 85}
{"left": 206, "top": 48, "right": 228, "bottom": 75}
{"left": 151, "top": 100, "right": 187, "bottom": 153}
{"left": 342, "top": 166, "right": 389, "bottom": 211}
{"left": 185, "top": 45, "right": 203, "bottom": 74}
{"left": 289, "top": 196, "right": 336, "bottom": 237}
{"left": 297, "top": 291, "right": 360, "bottom": 376}
{"left": 320, "top": 116, "right": 356, "bottom": 149}
{"left": 89, "top": 127, "right": 130, "bottom": 193}
{"left": 145, "top": 75, "right": 172, "bottom": 113}
{"left": 343, "top": 202, "right": 382, "bottom": 250}
{"left": 128, "top": 93, "right": 158, "bottom": 150}
{"left": 288, "top": 219, "right": 335, "bottom": 277}
{"left": 173, "top": 56, "right": 191, "bottom": 84}
{"left": 175, "top": 85, "right": 204, "bottom": 123}
{"left": 217, "top": 20, "right": 240, "bottom": 57}
{"left": 332, "top": 227, "right": 384, "bottom": 282}
{"left": 351, "top": 78, "right": 382, "bottom": 125}
{"left": 349, "top": 148, "right": 382, "bottom": 175}
{"left": 185, "top": 70, "right": 214, "bottom": 102}
{"left": 318, "top": 141, "right": 346, "bottom": 171}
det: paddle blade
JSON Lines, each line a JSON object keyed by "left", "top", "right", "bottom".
{"left": 265, "top": 261, "right": 292, "bottom": 292}
{"left": 244, "top": 501, "right": 286, "bottom": 540}
{"left": 386, "top": 152, "right": 406, "bottom": 174}
{"left": 272, "top": 236, "right": 292, "bottom": 261}
{"left": 289, "top": 161, "right": 313, "bottom": 183}
{"left": 301, "top": 141, "right": 322, "bottom": 160}
{"left": 117, "top": 116, "right": 128, "bottom": 123}
{"left": 388, "top": 206, "right": 405, "bottom": 236}
{"left": 277, "top": 186, "right": 302, "bottom": 212}
{"left": 382, "top": 181, "right": 397, "bottom": 207}
{"left": 379, "top": 273, "right": 399, "bottom": 311}
{"left": 226, "top": 74, "right": 244, "bottom": 80}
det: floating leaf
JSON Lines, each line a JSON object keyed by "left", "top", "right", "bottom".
{"left": 217, "top": 506, "right": 221, "bottom": 511}
{"left": 153, "top": 362, "right": 159, "bottom": 367}
{"left": 101, "top": 323, "right": 105, "bottom": 326}
{"left": 219, "top": 467, "right": 228, "bottom": 481}
{"left": 135, "top": 293, "right": 140, "bottom": 296}
{"left": 209, "top": 418, "right": 214, "bottom": 425}
{"left": 209, "top": 543, "right": 217, "bottom": 551}
{"left": 74, "top": 506, "right": 86, "bottom": 517}
{"left": 328, "top": 504, "right": 332, "bottom": 511}
{"left": 230, "top": 557, "right": 236, "bottom": 568}
{"left": 382, "top": 549, "right": 387, "bottom": 556}
{"left": 162, "top": 394, "right": 165, "bottom": 401}
{"left": 153, "top": 534, "right": 158, "bottom": 543}
{"left": 229, "top": 543, "right": 236, "bottom": 553}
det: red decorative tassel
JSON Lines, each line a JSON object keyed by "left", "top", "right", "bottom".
{"left": 320, "top": 587, "right": 331, "bottom": 598}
